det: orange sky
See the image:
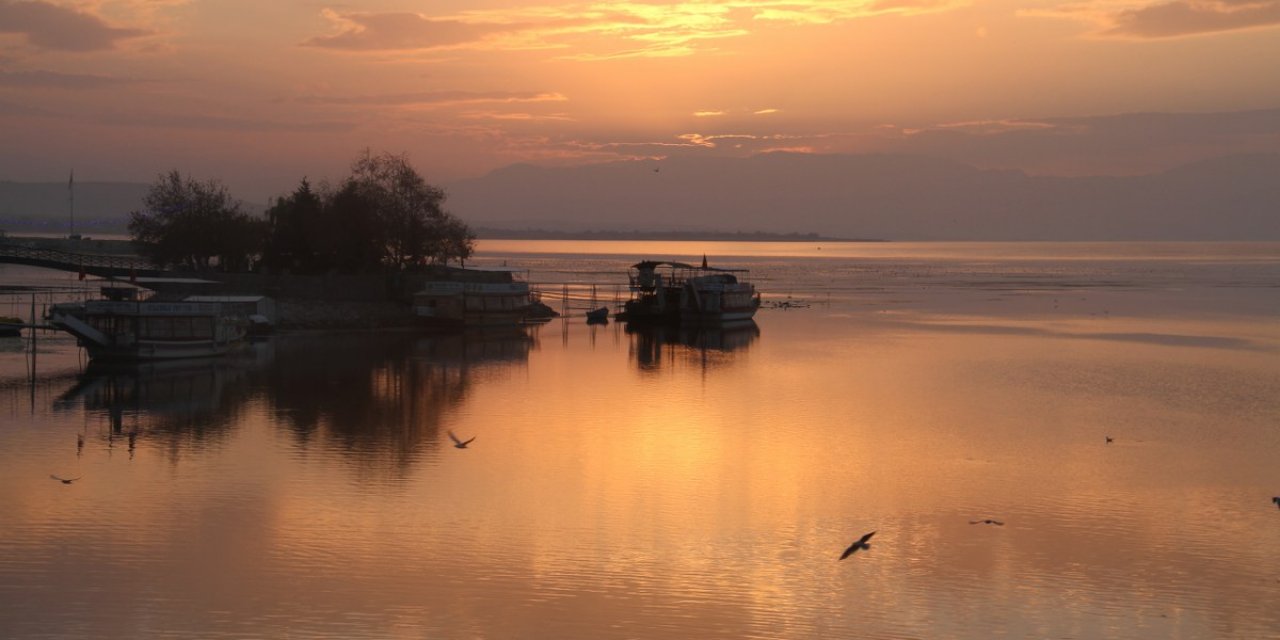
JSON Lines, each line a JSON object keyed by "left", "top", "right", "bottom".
{"left": 2, "top": 0, "right": 1280, "bottom": 200}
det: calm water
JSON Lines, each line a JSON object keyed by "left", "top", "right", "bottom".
{"left": 2, "top": 242, "right": 1279, "bottom": 640}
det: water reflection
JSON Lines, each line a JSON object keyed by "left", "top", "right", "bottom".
{"left": 266, "top": 329, "right": 532, "bottom": 465}
{"left": 50, "top": 342, "right": 273, "bottom": 461}
{"left": 626, "top": 320, "right": 759, "bottom": 371}
{"left": 2, "top": 244, "right": 1277, "bottom": 640}
{"left": 47, "top": 329, "right": 536, "bottom": 469}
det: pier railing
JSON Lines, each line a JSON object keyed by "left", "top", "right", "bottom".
{"left": 0, "top": 243, "right": 160, "bottom": 277}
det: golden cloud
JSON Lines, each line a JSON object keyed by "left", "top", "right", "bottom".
{"left": 303, "top": 0, "right": 968, "bottom": 58}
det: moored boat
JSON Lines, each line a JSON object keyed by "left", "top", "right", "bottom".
{"left": 47, "top": 287, "right": 248, "bottom": 361}
{"left": 0, "top": 316, "right": 21, "bottom": 337}
{"left": 412, "top": 267, "right": 535, "bottom": 328}
{"left": 619, "top": 259, "right": 761, "bottom": 324}
{"left": 585, "top": 307, "right": 609, "bottom": 323}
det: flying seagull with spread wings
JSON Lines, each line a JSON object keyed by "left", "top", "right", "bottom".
{"left": 448, "top": 431, "right": 476, "bottom": 449}
{"left": 970, "top": 519, "right": 1005, "bottom": 526}
{"left": 840, "top": 531, "right": 876, "bottom": 560}
{"left": 50, "top": 474, "right": 82, "bottom": 484}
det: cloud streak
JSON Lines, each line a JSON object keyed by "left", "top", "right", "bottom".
{"left": 303, "top": 1, "right": 966, "bottom": 58}
{"left": 294, "top": 90, "right": 567, "bottom": 108}
{"left": 94, "top": 111, "right": 357, "bottom": 133}
{"left": 0, "top": 0, "right": 149, "bottom": 51}
{"left": 303, "top": 9, "right": 514, "bottom": 51}
{"left": 1106, "top": 0, "right": 1280, "bottom": 38}
{"left": 0, "top": 69, "right": 135, "bottom": 89}
{"left": 1031, "top": 0, "right": 1280, "bottom": 39}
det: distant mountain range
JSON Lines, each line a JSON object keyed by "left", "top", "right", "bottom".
{"left": 0, "top": 180, "right": 147, "bottom": 235}
{"left": 446, "top": 152, "right": 1280, "bottom": 241}
{"left": 4, "top": 152, "right": 1278, "bottom": 240}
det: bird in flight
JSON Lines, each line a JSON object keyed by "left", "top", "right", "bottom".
{"left": 50, "top": 475, "right": 82, "bottom": 484}
{"left": 1105, "top": 436, "right": 1113, "bottom": 444}
{"left": 840, "top": 531, "right": 876, "bottom": 560}
{"left": 970, "top": 519, "right": 1005, "bottom": 526}
{"left": 448, "top": 431, "right": 475, "bottom": 449}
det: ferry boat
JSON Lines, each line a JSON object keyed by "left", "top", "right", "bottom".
{"left": 412, "top": 267, "right": 535, "bottom": 328}
{"left": 48, "top": 287, "right": 248, "bottom": 361}
{"left": 620, "top": 259, "right": 761, "bottom": 324}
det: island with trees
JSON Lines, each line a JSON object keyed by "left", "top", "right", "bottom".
{"left": 122, "top": 151, "right": 505, "bottom": 329}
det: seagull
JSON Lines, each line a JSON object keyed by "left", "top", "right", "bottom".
{"left": 839, "top": 531, "right": 876, "bottom": 560}
{"left": 969, "top": 519, "right": 1005, "bottom": 526}
{"left": 448, "top": 430, "right": 475, "bottom": 449}
{"left": 1105, "top": 436, "right": 1113, "bottom": 444}
{"left": 50, "top": 475, "right": 82, "bottom": 484}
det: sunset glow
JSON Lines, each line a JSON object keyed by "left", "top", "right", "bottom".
{"left": 2, "top": 0, "right": 1278, "bottom": 201}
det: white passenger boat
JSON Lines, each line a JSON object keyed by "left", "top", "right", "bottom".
{"left": 620, "top": 259, "right": 761, "bottom": 325}
{"left": 48, "top": 287, "right": 248, "bottom": 361}
{"left": 412, "top": 267, "right": 534, "bottom": 328}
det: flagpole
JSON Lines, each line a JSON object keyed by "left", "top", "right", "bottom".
{"left": 68, "top": 170, "right": 75, "bottom": 239}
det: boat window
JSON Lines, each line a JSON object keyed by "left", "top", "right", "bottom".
{"left": 146, "top": 317, "right": 173, "bottom": 338}
{"left": 172, "top": 317, "right": 193, "bottom": 338}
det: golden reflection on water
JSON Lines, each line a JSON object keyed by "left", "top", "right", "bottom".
{"left": 2, "top": 245, "right": 1279, "bottom": 639}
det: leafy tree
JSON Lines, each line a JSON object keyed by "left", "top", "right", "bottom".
{"left": 261, "top": 151, "right": 475, "bottom": 273}
{"left": 430, "top": 216, "right": 476, "bottom": 266}
{"left": 262, "top": 179, "right": 324, "bottom": 273}
{"left": 129, "top": 170, "right": 264, "bottom": 271}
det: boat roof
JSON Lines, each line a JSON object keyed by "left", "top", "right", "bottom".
{"left": 459, "top": 266, "right": 527, "bottom": 272}
{"left": 130, "top": 276, "right": 221, "bottom": 284}
{"left": 184, "top": 295, "right": 270, "bottom": 303}
{"left": 630, "top": 260, "right": 749, "bottom": 272}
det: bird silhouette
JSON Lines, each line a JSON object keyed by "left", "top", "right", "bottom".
{"left": 50, "top": 475, "right": 82, "bottom": 484}
{"left": 839, "top": 531, "right": 876, "bottom": 560}
{"left": 1273, "top": 496, "right": 1279, "bottom": 509}
{"left": 970, "top": 519, "right": 1004, "bottom": 526}
{"left": 448, "top": 431, "right": 475, "bottom": 449}
{"left": 1105, "top": 436, "right": 1113, "bottom": 444}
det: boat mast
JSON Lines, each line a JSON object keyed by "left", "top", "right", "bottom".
{"left": 68, "top": 170, "right": 75, "bottom": 239}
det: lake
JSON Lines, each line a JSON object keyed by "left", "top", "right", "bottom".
{"left": 2, "top": 241, "right": 1279, "bottom": 639}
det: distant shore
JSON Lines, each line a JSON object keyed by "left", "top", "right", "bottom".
{"left": 472, "top": 228, "right": 884, "bottom": 242}
{"left": 3, "top": 230, "right": 886, "bottom": 246}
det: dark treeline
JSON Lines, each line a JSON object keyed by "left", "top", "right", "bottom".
{"left": 128, "top": 151, "right": 474, "bottom": 273}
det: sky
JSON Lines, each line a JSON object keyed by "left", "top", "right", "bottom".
{"left": 2, "top": 0, "right": 1279, "bottom": 203}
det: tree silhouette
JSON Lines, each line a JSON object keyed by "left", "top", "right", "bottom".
{"left": 129, "top": 170, "right": 264, "bottom": 271}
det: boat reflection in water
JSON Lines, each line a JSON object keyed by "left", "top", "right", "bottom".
{"left": 265, "top": 329, "right": 535, "bottom": 468}
{"left": 626, "top": 319, "right": 759, "bottom": 371}
{"left": 54, "top": 341, "right": 275, "bottom": 449}
{"left": 52, "top": 328, "right": 536, "bottom": 465}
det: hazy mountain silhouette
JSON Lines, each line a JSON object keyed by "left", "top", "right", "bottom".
{"left": 446, "top": 152, "right": 1280, "bottom": 240}
{"left": 0, "top": 180, "right": 147, "bottom": 234}
{"left": 4, "top": 152, "right": 1277, "bottom": 240}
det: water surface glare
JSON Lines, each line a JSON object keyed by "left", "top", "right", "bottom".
{"left": 2, "top": 242, "right": 1278, "bottom": 639}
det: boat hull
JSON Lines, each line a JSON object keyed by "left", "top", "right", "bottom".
{"left": 413, "top": 277, "right": 533, "bottom": 329}
{"left": 621, "top": 262, "right": 760, "bottom": 325}
{"left": 84, "top": 339, "right": 242, "bottom": 362}
{"left": 49, "top": 300, "right": 247, "bottom": 362}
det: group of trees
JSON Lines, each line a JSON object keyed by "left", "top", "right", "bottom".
{"left": 128, "top": 151, "right": 475, "bottom": 273}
